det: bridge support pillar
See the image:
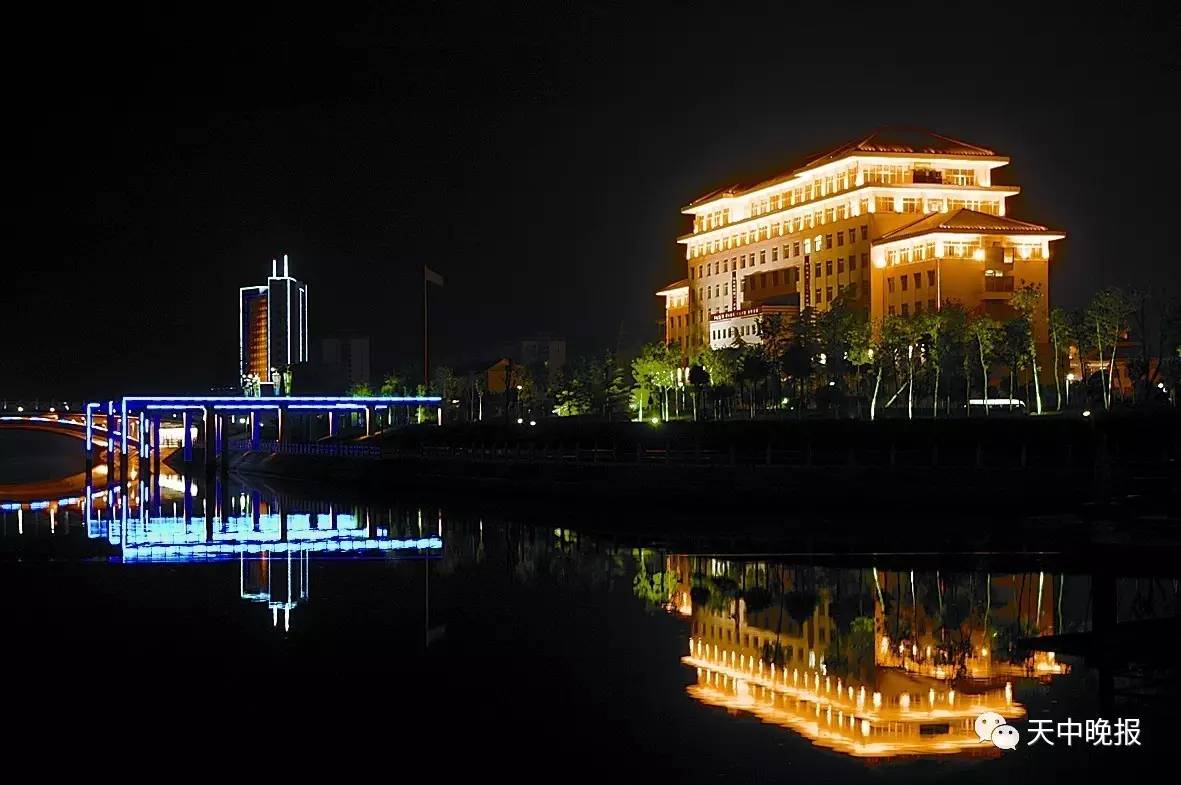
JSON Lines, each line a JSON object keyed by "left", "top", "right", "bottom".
{"left": 365, "top": 407, "right": 372, "bottom": 437}
{"left": 203, "top": 409, "right": 214, "bottom": 475}
{"left": 219, "top": 413, "right": 229, "bottom": 470}
{"left": 182, "top": 411, "right": 193, "bottom": 463}
{"left": 250, "top": 411, "right": 260, "bottom": 450}
{"left": 151, "top": 415, "right": 160, "bottom": 475}
{"left": 277, "top": 407, "right": 286, "bottom": 445}
{"left": 84, "top": 404, "right": 94, "bottom": 469}
{"left": 105, "top": 401, "right": 116, "bottom": 481}
{"left": 328, "top": 410, "right": 337, "bottom": 437}
{"left": 182, "top": 469, "right": 193, "bottom": 525}
{"left": 137, "top": 412, "right": 147, "bottom": 477}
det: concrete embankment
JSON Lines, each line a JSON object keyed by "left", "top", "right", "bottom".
{"left": 231, "top": 414, "right": 1181, "bottom": 518}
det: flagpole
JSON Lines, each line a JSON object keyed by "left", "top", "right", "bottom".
{"left": 423, "top": 265, "right": 429, "bottom": 390}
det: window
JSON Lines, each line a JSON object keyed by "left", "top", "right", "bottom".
{"left": 901, "top": 275, "right": 908, "bottom": 291}
{"left": 814, "top": 262, "right": 821, "bottom": 278}
{"left": 888, "top": 277, "right": 895, "bottom": 293}
{"left": 913, "top": 272, "right": 922, "bottom": 289}
{"left": 772, "top": 246, "right": 779, "bottom": 262}
{"left": 826, "top": 286, "right": 833, "bottom": 302}
{"left": 901, "top": 303, "right": 909, "bottom": 316}
{"left": 837, "top": 257, "right": 845, "bottom": 273}
{"left": 723, "top": 260, "right": 729, "bottom": 272}
{"left": 837, "top": 231, "right": 844, "bottom": 246}
{"left": 914, "top": 301, "right": 923, "bottom": 314}
{"left": 815, "top": 288, "right": 821, "bottom": 303}
{"left": 759, "top": 250, "right": 766, "bottom": 264}
{"left": 927, "top": 270, "right": 936, "bottom": 287}
{"left": 793, "top": 242, "right": 800, "bottom": 256}
{"left": 825, "top": 260, "right": 832, "bottom": 276}
{"left": 825, "top": 234, "right": 833, "bottom": 249}
{"left": 740, "top": 255, "right": 746, "bottom": 269}
{"left": 860, "top": 224, "right": 868, "bottom": 241}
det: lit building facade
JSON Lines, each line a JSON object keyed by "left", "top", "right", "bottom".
{"left": 239, "top": 255, "right": 309, "bottom": 394}
{"left": 658, "top": 129, "right": 1064, "bottom": 352}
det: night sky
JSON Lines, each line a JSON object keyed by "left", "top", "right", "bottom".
{"left": 5, "top": 1, "right": 1179, "bottom": 398}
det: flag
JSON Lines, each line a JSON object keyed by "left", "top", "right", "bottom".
{"left": 424, "top": 266, "right": 444, "bottom": 287}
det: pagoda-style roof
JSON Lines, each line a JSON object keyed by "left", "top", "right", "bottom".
{"left": 684, "top": 127, "right": 1005, "bottom": 210}
{"left": 656, "top": 278, "right": 689, "bottom": 296}
{"left": 875, "top": 208, "right": 1063, "bottom": 244}
{"left": 799, "top": 128, "right": 997, "bottom": 170}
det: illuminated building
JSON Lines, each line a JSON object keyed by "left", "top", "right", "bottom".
{"left": 239, "top": 255, "right": 309, "bottom": 394}
{"left": 667, "top": 556, "right": 1069, "bottom": 759}
{"left": 659, "top": 128, "right": 1064, "bottom": 352}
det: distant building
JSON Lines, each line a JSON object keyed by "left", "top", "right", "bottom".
{"left": 239, "top": 255, "right": 308, "bottom": 393}
{"left": 660, "top": 128, "right": 1065, "bottom": 354}
{"left": 518, "top": 334, "right": 566, "bottom": 375}
{"left": 318, "top": 333, "right": 371, "bottom": 391}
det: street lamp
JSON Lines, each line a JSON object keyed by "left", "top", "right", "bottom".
{"left": 1065, "top": 372, "right": 1076, "bottom": 407}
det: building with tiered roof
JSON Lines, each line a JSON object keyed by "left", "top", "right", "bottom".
{"left": 657, "top": 128, "right": 1064, "bottom": 352}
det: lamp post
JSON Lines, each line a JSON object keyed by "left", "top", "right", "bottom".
{"left": 1066, "top": 372, "right": 1075, "bottom": 407}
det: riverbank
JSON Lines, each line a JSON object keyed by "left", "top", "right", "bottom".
{"left": 229, "top": 412, "right": 1180, "bottom": 523}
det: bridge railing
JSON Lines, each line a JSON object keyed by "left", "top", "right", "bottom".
{"left": 230, "top": 439, "right": 381, "bottom": 459}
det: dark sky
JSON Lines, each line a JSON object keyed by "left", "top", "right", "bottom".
{"left": 4, "top": 1, "right": 1179, "bottom": 399}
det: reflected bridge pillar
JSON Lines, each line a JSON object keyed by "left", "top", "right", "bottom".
{"left": 182, "top": 410, "right": 193, "bottom": 463}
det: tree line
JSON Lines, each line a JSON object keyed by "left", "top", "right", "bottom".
{"left": 350, "top": 285, "right": 1179, "bottom": 423}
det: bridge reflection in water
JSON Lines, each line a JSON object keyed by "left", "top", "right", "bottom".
{"left": 4, "top": 463, "right": 442, "bottom": 630}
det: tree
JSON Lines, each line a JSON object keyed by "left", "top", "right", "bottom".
{"left": 737, "top": 345, "right": 768, "bottom": 419}
{"left": 687, "top": 364, "right": 709, "bottom": 421}
{"left": 1048, "top": 307, "right": 1074, "bottom": 411}
{"left": 881, "top": 314, "right": 923, "bottom": 420}
{"left": 1000, "top": 317, "right": 1030, "bottom": 411}
{"left": 844, "top": 313, "right": 875, "bottom": 419}
{"left": 934, "top": 302, "right": 969, "bottom": 415}
{"left": 348, "top": 381, "right": 373, "bottom": 396}
{"left": 916, "top": 309, "right": 948, "bottom": 418}
{"left": 966, "top": 312, "right": 1001, "bottom": 416}
{"left": 1011, "top": 284, "right": 1044, "bottom": 414}
{"left": 1085, "top": 287, "right": 1133, "bottom": 410}
{"left": 631, "top": 342, "right": 677, "bottom": 421}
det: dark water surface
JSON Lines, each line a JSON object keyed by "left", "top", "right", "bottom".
{"left": 2, "top": 462, "right": 1176, "bottom": 783}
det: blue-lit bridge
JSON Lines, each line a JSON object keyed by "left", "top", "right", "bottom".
{"left": 82, "top": 394, "right": 442, "bottom": 476}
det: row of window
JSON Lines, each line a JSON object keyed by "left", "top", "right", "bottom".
{"left": 813, "top": 283, "right": 860, "bottom": 304}
{"left": 695, "top": 162, "right": 981, "bottom": 236}
{"left": 693, "top": 226, "right": 870, "bottom": 280}
{"left": 887, "top": 300, "right": 939, "bottom": 317}
{"left": 812, "top": 253, "right": 869, "bottom": 279}
{"left": 710, "top": 323, "right": 760, "bottom": 342}
{"left": 688, "top": 195, "right": 1001, "bottom": 258}
{"left": 690, "top": 209, "right": 874, "bottom": 258}
{"left": 886, "top": 270, "right": 938, "bottom": 293}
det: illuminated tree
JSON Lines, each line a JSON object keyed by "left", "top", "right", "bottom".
{"left": 965, "top": 312, "right": 1001, "bottom": 416}
{"left": 630, "top": 342, "right": 677, "bottom": 421}
{"left": 881, "top": 314, "right": 923, "bottom": 420}
{"left": 1085, "top": 287, "right": 1133, "bottom": 410}
{"left": 1010, "top": 284, "right": 1044, "bottom": 414}
{"left": 1000, "top": 317, "right": 1030, "bottom": 411}
{"left": 1048, "top": 307, "right": 1075, "bottom": 411}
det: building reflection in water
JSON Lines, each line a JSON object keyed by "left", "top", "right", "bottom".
{"left": 667, "top": 556, "right": 1072, "bottom": 759}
